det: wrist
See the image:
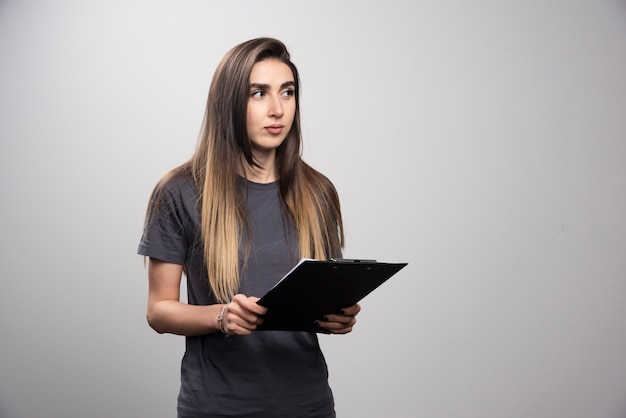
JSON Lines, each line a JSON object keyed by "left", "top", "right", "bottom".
{"left": 217, "top": 304, "right": 228, "bottom": 335}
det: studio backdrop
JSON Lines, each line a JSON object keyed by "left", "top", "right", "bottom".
{"left": 1, "top": 1, "right": 625, "bottom": 417}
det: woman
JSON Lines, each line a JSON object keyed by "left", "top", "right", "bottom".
{"left": 138, "top": 37, "right": 360, "bottom": 417}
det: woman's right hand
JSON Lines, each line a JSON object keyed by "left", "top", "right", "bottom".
{"left": 219, "top": 294, "right": 268, "bottom": 336}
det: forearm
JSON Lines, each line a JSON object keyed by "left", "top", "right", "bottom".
{"left": 147, "top": 300, "right": 225, "bottom": 336}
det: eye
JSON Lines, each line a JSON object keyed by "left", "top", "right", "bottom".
{"left": 281, "top": 89, "right": 295, "bottom": 97}
{"left": 251, "top": 90, "right": 265, "bottom": 99}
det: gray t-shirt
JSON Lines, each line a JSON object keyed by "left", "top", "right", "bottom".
{"left": 138, "top": 174, "right": 335, "bottom": 418}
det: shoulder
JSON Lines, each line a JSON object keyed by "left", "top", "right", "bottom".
{"left": 301, "top": 162, "right": 339, "bottom": 197}
{"left": 301, "top": 161, "right": 335, "bottom": 187}
{"left": 145, "top": 165, "right": 200, "bottom": 226}
{"left": 153, "top": 165, "right": 197, "bottom": 202}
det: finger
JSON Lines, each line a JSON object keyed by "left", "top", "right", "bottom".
{"left": 232, "top": 294, "right": 268, "bottom": 318}
{"left": 223, "top": 320, "right": 254, "bottom": 336}
{"left": 317, "top": 316, "right": 357, "bottom": 332}
{"left": 221, "top": 308, "right": 258, "bottom": 336}
{"left": 323, "top": 321, "right": 356, "bottom": 334}
{"left": 329, "top": 326, "right": 354, "bottom": 335}
{"left": 245, "top": 296, "right": 269, "bottom": 316}
{"left": 226, "top": 310, "right": 261, "bottom": 332}
{"left": 229, "top": 295, "right": 264, "bottom": 325}
{"left": 339, "top": 303, "right": 361, "bottom": 316}
{"left": 322, "top": 313, "right": 356, "bottom": 325}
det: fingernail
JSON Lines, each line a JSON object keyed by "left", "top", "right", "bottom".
{"left": 323, "top": 315, "right": 329, "bottom": 321}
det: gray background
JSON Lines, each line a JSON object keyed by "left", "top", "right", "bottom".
{"left": 1, "top": 1, "right": 625, "bottom": 417}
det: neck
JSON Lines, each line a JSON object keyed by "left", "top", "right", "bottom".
{"left": 239, "top": 151, "right": 279, "bottom": 184}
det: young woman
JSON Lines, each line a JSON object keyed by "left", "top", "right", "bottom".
{"left": 138, "top": 37, "right": 360, "bottom": 417}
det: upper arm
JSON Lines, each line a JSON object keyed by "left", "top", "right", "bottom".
{"left": 147, "top": 257, "right": 183, "bottom": 310}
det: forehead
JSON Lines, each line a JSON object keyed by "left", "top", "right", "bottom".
{"left": 249, "top": 59, "right": 294, "bottom": 84}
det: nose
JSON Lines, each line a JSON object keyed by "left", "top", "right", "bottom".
{"left": 268, "top": 95, "right": 284, "bottom": 118}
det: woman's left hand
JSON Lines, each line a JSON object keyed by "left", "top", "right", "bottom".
{"left": 316, "top": 303, "right": 361, "bottom": 334}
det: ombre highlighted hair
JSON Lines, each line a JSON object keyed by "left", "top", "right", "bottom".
{"left": 148, "top": 38, "right": 343, "bottom": 303}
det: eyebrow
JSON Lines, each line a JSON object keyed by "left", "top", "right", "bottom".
{"left": 249, "top": 81, "right": 295, "bottom": 90}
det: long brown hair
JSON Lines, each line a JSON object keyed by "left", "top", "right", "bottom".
{"left": 152, "top": 38, "right": 343, "bottom": 303}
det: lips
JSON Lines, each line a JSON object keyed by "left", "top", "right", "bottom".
{"left": 265, "top": 125, "right": 284, "bottom": 135}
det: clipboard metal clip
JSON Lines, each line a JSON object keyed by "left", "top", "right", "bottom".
{"left": 330, "top": 258, "right": 377, "bottom": 263}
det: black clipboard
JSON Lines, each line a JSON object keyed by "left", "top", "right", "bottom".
{"left": 256, "top": 258, "right": 408, "bottom": 333}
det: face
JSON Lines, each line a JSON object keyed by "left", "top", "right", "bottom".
{"left": 246, "top": 59, "right": 296, "bottom": 156}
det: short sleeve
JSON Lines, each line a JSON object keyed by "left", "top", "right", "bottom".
{"left": 137, "top": 176, "right": 197, "bottom": 265}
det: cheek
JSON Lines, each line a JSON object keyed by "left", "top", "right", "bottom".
{"left": 247, "top": 104, "right": 265, "bottom": 125}
{"left": 285, "top": 103, "right": 296, "bottom": 125}
{"left": 246, "top": 107, "right": 256, "bottom": 132}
